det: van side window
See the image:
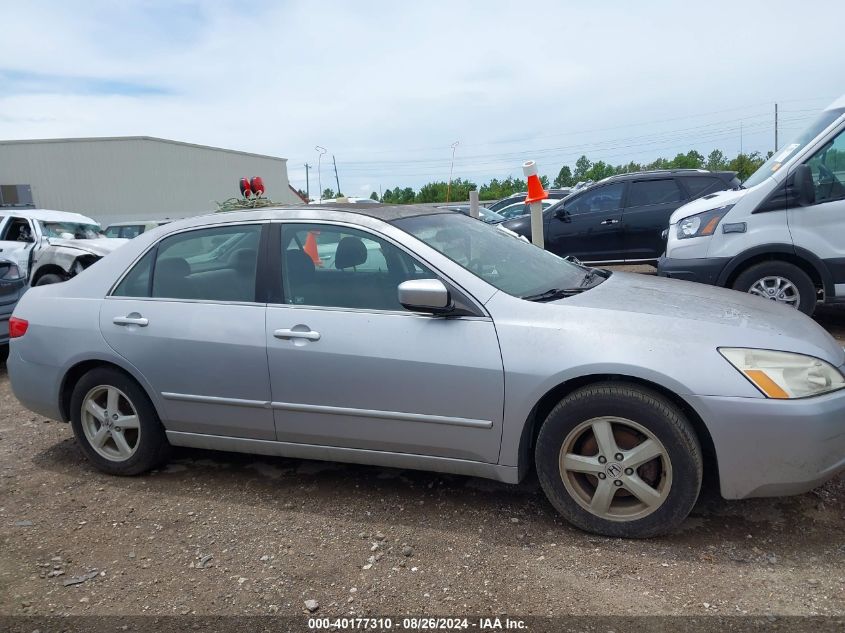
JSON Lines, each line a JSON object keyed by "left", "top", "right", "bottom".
{"left": 806, "top": 129, "right": 845, "bottom": 204}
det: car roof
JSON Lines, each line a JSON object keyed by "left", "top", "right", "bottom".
{"left": 163, "top": 204, "right": 451, "bottom": 232}
{"left": 106, "top": 220, "right": 170, "bottom": 227}
{"left": 596, "top": 169, "right": 735, "bottom": 183}
{"left": 0, "top": 208, "right": 99, "bottom": 224}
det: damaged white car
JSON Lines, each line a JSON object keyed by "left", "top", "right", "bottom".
{"left": 0, "top": 209, "right": 127, "bottom": 286}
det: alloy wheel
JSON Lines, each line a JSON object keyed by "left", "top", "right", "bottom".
{"left": 558, "top": 416, "right": 672, "bottom": 521}
{"left": 748, "top": 276, "right": 800, "bottom": 308}
{"left": 80, "top": 385, "right": 141, "bottom": 462}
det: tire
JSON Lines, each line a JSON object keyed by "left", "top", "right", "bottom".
{"left": 35, "top": 273, "right": 66, "bottom": 286}
{"left": 732, "top": 261, "right": 816, "bottom": 316}
{"left": 69, "top": 367, "right": 171, "bottom": 475}
{"left": 535, "top": 382, "right": 702, "bottom": 538}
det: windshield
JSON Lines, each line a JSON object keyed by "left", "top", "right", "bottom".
{"left": 394, "top": 213, "right": 586, "bottom": 298}
{"left": 744, "top": 107, "right": 845, "bottom": 188}
{"left": 39, "top": 221, "right": 103, "bottom": 240}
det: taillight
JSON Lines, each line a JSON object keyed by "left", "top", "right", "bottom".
{"left": 9, "top": 317, "right": 28, "bottom": 338}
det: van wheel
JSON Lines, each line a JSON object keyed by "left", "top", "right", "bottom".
{"left": 35, "top": 273, "right": 65, "bottom": 286}
{"left": 535, "top": 383, "right": 702, "bottom": 538}
{"left": 732, "top": 261, "right": 816, "bottom": 316}
{"left": 69, "top": 367, "right": 171, "bottom": 475}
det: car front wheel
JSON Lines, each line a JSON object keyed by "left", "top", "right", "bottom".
{"left": 70, "top": 367, "right": 171, "bottom": 475}
{"left": 732, "top": 261, "right": 816, "bottom": 316}
{"left": 535, "top": 383, "right": 702, "bottom": 538}
{"left": 35, "top": 273, "right": 66, "bottom": 286}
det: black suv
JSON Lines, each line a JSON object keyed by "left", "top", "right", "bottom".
{"left": 500, "top": 170, "right": 739, "bottom": 264}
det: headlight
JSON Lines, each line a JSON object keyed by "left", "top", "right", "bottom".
{"left": 676, "top": 205, "right": 734, "bottom": 239}
{"left": 720, "top": 348, "right": 845, "bottom": 399}
{"left": 0, "top": 262, "right": 24, "bottom": 281}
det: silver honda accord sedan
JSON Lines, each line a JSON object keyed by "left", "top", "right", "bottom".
{"left": 7, "top": 205, "right": 845, "bottom": 537}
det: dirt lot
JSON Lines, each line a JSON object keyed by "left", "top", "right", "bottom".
{"left": 1, "top": 296, "right": 845, "bottom": 619}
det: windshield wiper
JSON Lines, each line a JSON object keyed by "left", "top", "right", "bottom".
{"left": 521, "top": 287, "right": 586, "bottom": 302}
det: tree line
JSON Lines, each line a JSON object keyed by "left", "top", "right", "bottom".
{"left": 299, "top": 148, "right": 774, "bottom": 205}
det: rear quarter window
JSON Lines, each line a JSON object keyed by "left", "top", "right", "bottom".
{"left": 682, "top": 176, "right": 729, "bottom": 199}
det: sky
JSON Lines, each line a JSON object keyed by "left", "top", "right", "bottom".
{"left": 2, "top": 0, "right": 844, "bottom": 198}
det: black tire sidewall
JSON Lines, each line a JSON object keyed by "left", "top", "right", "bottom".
{"left": 733, "top": 261, "right": 816, "bottom": 316}
{"left": 535, "top": 383, "right": 702, "bottom": 538}
{"left": 35, "top": 273, "right": 65, "bottom": 286}
{"left": 69, "top": 367, "right": 169, "bottom": 475}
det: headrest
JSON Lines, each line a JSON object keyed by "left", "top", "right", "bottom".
{"left": 285, "top": 248, "right": 316, "bottom": 278}
{"left": 231, "top": 248, "right": 257, "bottom": 272}
{"left": 156, "top": 257, "right": 190, "bottom": 279}
{"left": 334, "top": 236, "right": 367, "bottom": 269}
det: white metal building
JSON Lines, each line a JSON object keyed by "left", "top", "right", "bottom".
{"left": 0, "top": 136, "right": 302, "bottom": 225}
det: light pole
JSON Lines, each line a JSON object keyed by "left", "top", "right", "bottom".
{"left": 315, "top": 145, "right": 327, "bottom": 203}
{"left": 446, "top": 140, "right": 459, "bottom": 203}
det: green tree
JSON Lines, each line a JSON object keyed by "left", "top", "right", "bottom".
{"left": 705, "top": 149, "right": 727, "bottom": 171}
{"left": 369, "top": 191, "right": 379, "bottom": 201}
{"left": 584, "top": 160, "right": 617, "bottom": 181}
{"left": 668, "top": 150, "right": 704, "bottom": 169}
{"left": 321, "top": 188, "right": 335, "bottom": 200}
{"left": 553, "top": 166, "right": 574, "bottom": 188}
{"left": 574, "top": 155, "right": 592, "bottom": 181}
{"left": 382, "top": 188, "right": 394, "bottom": 203}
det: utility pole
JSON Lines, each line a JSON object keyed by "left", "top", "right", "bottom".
{"left": 774, "top": 102, "right": 779, "bottom": 152}
{"left": 304, "top": 163, "right": 311, "bottom": 201}
{"left": 332, "top": 155, "right": 341, "bottom": 196}
{"left": 315, "top": 146, "right": 326, "bottom": 203}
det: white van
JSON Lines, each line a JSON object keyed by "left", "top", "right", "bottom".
{"left": 658, "top": 94, "right": 845, "bottom": 315}
{"left": 0, "top": 209, "right": 127, "bottom": 286}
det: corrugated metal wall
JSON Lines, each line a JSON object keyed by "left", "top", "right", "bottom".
{"left": 0, "top": 137, "right": 301, "bottom": 225}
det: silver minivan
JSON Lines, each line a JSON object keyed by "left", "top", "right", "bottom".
{"left": 659, "top": 94, "right": 845, "bottom": 316}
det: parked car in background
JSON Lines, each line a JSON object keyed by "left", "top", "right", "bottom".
{"left": 486, "top": 188, "right": 572, "bottom": 213}
{"left": 436, "top": 204, "right": 506, "bottom": 224}
{"left": 0, "top": 258, "right": 27, "bottom": 361}
{"left": 659, "top": 94, "right": 845, "bottom": 316}
{"left": 497, "top": 199, "right": 557, "bottom": 220}
{"left": 0, "top": 209, "right": 128, "bottom": 286}
{"left": 309, "top": 196, "right": 381, "bottom": 205}
{"left": 104, "top": 220, "right": 171, "bottom": 239}
{"left": 8, "top": 205, "right": 845, "bottom": 538}
{"left": 501, "top": 170, "right": 739, "bottom": 264}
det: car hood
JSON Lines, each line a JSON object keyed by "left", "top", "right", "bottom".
{"left": 44, "top": 238, "right": 128, "bottom": 256}
{"left": 558, "top": 272, "right": 845, "bottom": 366}
{"left": 668, "top": 188, "right": 748, "bottom": 224}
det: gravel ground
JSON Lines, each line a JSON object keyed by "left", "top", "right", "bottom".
{"left": 1, "top": 283, "right": 845, "bottom": 619}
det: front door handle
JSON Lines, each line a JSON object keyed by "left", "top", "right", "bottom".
{"left": 600, "top": 218, "right": 620, "bottom": 225}
{"left": 274, "top": 328, "right": 321, "bottom": 341}
{"left": 113, "top": 315, "right": 149, "bottom": 327}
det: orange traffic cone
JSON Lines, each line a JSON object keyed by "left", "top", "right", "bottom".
{"left": 304, "top": 231, "right": 322, "bottom": 267}
{"left": 524, "top": 160, "right": 548, "bottom": 204}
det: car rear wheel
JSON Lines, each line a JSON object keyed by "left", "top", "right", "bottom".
{"left": 732, "top": 261, "right": 816, "bottom": 316}
{"left": 535, "top": 383, "right": 702, "bottom": 538}
{"left": 35, "top": 273, "right": 65, "bottom": 286}
{"left": 70, "top": 367, "right": 170, "bottom": 475}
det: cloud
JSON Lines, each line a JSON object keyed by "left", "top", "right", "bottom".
{"left": 1, "top": 0, "right": 843, "bottom": 196}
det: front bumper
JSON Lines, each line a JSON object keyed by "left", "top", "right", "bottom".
{"left": 687, "top": 388, "right": 845, "bottom": 499}
{"left": 657, "top": 255, "right": 729, "bottom": 286}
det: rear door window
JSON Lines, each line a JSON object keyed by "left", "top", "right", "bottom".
{"left": 113, "top": 224, "right": 261, "bottom": 302}
{"left": 626, "top": 179, "right": 683, "bottom": 207}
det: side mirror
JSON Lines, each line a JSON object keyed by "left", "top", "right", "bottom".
{"left": 554, "top": 207, "right": 567, "bottom": 220}
{"left": 398, "top": 279, "right": 452, "bottom": 314}
{"left": 790, "top": 164, "right": 816, "bottom": 206}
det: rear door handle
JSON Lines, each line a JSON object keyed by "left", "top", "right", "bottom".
{"left": 600, "top": 218, "right": 620, "bottom": 225}
{"left": 113, "top": 316, "right": 149, "bottom": 327}
{"left": 274, "top": 328, "right": 320, "bottom": 341}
